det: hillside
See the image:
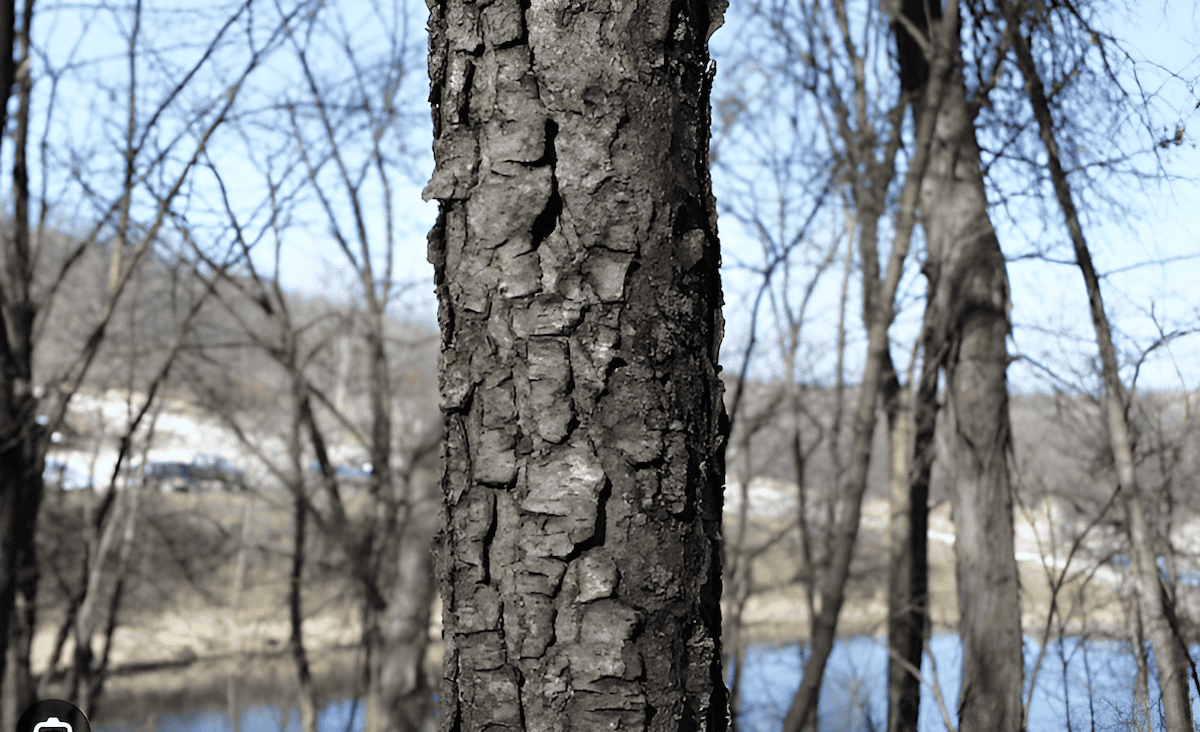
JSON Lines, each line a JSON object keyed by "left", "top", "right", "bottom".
{"left": 30, "top": 338, "right": 1200, "bottom": 718}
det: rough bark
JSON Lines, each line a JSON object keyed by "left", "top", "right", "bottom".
{"left": 1002, "top": 5, "right": 1196, "bottom": 727}
{"left": 424, "top": 0, "right": 729, "bottom": 726}
{"left": 918, "top": 63, "right": 1024, "bottom": 732}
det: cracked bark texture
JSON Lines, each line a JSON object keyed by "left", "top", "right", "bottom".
{"left": 918, "top": 65, "right": 1024, "bottom": 732}
{"left": 424, "top": 0, "right": 729, "bottom": 727}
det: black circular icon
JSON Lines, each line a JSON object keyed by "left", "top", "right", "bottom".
{"left": 17, "top": 700, "right": 90, "bottom": 732}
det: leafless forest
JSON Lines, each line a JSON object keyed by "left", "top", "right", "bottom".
{"left": 0, "top": 0, "right": 1195, "bottom": 732}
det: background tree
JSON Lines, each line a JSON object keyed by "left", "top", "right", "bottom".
{"left": 713, "top": 0, "right": 1199, "bottom": 728}
{"left": 423, "top": 0, "right": 729, "bottom": 726}
{"left": 709, "top": 36, "right": 849, "bottom": 724}
{"left": 712, "top": 1, "right": 954, "bottom": 727}
{"left": 178, "top": 258, "right": 442, "bottom": 732}
{"left": 1001, "top": 0, "right": 1195, "bottom": 727}
{"left": 194, "top": 104, "right": 442, "bottom": 732}
{"left": 272, "top": 5, "right": 441, "bottom": 728}
{"left": 908, "top": 1, "right": 1026, "bottom": 727}
{"left": 0, "top": 0, "right": 304, "bottom": 717}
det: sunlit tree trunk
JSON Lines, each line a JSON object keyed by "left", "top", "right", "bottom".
{"left": 918, "top": 61, "right": 1024, "bottom": 732}
{"left": 425, "top": 0, "right": 729, "bottom": 725}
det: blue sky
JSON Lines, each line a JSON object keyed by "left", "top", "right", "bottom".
{"left": 986, "top": 1, "right": 1200, "bottom": 394}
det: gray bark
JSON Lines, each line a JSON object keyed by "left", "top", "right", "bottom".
{"left": 883, "top": 332, "right": 935, "bottom": 732}
{"left": 884, "top": 5, "right": 940, "bottom": 728}
{"left": 918, "top": 64, "right": 1024, "bottom": 732}
{"left": 424, "top": 0, "right": 730, "bottom": 726}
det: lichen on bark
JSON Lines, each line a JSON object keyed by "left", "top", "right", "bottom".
{"left": 425, "top": 0, "right": 728, "bottom": 727}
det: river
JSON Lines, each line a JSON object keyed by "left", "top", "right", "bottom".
{"left": 94, "top": 635, "right": 1200, "bottom": 732}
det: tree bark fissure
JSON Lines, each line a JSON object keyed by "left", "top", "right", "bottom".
{"left": 426, "top": 0, "right": 729, "bottom": 727}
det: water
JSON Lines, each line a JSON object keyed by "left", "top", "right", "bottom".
{"left": 97, "top": 699, "right": 366, "bottom": 732}
{"left": 95, "top": 636, "right": 1200, "bottom": 732}
{"left": 732, "top": 635, "right": 1200, "bottom": 731}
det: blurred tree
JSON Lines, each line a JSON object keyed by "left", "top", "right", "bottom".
{"left": 909, "top": 3, "right": 1026, "bottom": 729}
{"left": 1001, "top": 0, "right": 1195, "bottom": 727}
{"left": 185, "top": 3, "right": 445, "bottom": 727}
{"left": 0, "top": 0, "right": 303, "bottom": 718}
{"left": 713, "top": 0, "right": 1044, "bottom": 728}
{"left": 716, "top": 0, "right": 1199, "bottom": 726}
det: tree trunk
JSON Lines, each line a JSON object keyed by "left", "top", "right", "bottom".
{"left": 882, "top": 373, "right": 917, "bottom": 732}
{"left": 3, "top": 538, "right": 36, "bottom": 732}
{"left": 882, "top": 330, "right": 936, "bottom": 732}
{"left": 1003, "top": 5, "right": 1196, "bottom": 727}
{"left": 69, "top": 489, "right": 128, "bottom": 704}
{"left": 365, "top": 450, "right": 441, "bottom": 732}
{"left": 1129, "top": 570, "right": 1153, "bottom": 732}
{"left": 287, "top": 485, "right": 318, "bottom": 732}
{"left": 0, "top": 0, "right": 36, "bottom": 707}
{"left": 725, "top": 438, "right": 755, "bottom": 732}
{"left": 918, "top": 64, "right": 1024, "bottom": 732}
{"left": 883, "top": 6, "right": 941, "bottom": 729}
{"left": 781, "top": 4, "right": 957, "bottom": 724}
{"left": 286, "top": 365, "right": 319, "bottom": 732}
{"left": 82, "top": 470, "right": 145, "bottom": 719}
{"left": 424, "top": 0, "right": 729, "bottom": 726}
